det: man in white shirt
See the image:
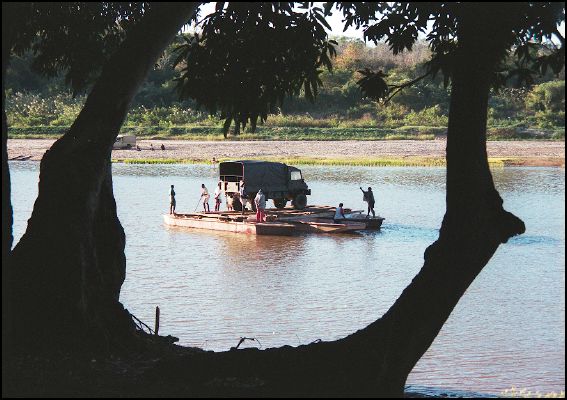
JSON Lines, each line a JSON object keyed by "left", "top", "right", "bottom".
{"left": 201, "top": 184, "right": 210, "bottom": 212}
{"left": 213, "top": 182, "right": 223, "bottom": 212}
{"left": 254, "top": 189, "right": 266, "bottom": 222}
{"left": 239, "top": 179, "right": 248, "bottom": 213}
{"left": 334, "top": 202, "right": 345, "bottom": 222}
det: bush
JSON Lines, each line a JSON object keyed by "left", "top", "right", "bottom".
{"left": 404, "top": 105, "right": 448, "bottom": 127}
{"left": 375, "top": 103, "right": 409, "bottom": 128}
{"left": 6, "top": 92, "right": 85, "bottom": 127}
{"left": 263, "top": 114, "right": 341, "bottom": 128}
{"left": 525, "top": 81, "right": 565, "bottom": 113}
{"left": 534, "top": 110, "right": 565, "bottom": 129}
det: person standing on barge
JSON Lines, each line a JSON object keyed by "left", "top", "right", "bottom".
{"left": 214, "top": 182, "right": 223, "bottom": 212}
{"left": 239, "top": 179, "right": 248, "bottom": 213}
{"left": 254, "top": 189, "right": 266, "bottom": 222}
{"left": 360, "top": 186, "right": 376, "bottom": 218}
{"left": 201, "top": 184, "right": 210, "bottom": 213}
{"left": 169, "top": 184, "right": 176, "bottom": 215}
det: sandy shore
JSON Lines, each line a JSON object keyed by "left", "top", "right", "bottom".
{"left": 7, "top": 138, "right": 565, "bottom": 166}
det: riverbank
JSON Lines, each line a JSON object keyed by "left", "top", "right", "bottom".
{"left": 1, "top": 348, "right": 497, "bottom": 398}
{"left": 7, "top": 125, "right": 564, "bottom": 142}
{"left": 4, "top": 349, "right": 561, "bottom": 397}
{"left": 7, "top": 138, "right": 565, "bottom": 167}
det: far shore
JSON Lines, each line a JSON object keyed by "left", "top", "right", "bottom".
{"left": 7, "top": 138, "right": 565, "bottom": 167}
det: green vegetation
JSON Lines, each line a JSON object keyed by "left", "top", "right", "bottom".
{"left": 6, "top": 38, "right": 565, "bottom": 141}
{"left": 114, "top": 156, "right": 448, "bottom": 166}
{"left": 111, "top": 156, "right": 521, "bottom": 168}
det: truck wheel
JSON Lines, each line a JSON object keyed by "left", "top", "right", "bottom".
{"left": 232, "top": 197, "right": 242, "bottom": 212}
{"left": 273, "top": 198, "right": 287, "bottom": 209}
{"left": 292, "top": 193, "right": 307, "bottom": 210}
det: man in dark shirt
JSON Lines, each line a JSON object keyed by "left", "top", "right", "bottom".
{"left": 169, "top": 185, "right": 176, "bottom": 215}
{"left": 360, "top": 186, "right": 376, "bottom": 218}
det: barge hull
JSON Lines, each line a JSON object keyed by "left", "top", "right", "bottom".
{"left": 163, "top": 214, "right": 295, "bottom": 236}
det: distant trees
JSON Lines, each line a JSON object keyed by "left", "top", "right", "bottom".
{"left": 6, "top": 38, "right": 564, "bottom": 134}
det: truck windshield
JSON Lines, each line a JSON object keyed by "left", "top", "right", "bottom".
{"left": 290, "top": 170, "right": 302, "bottom": 180}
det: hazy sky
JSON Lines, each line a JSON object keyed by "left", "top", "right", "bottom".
{"left": 192, "top": 3, "right": 565, "bottom": 45}
{"left": 192, "top": 2, "right": 365, "bottom": 40}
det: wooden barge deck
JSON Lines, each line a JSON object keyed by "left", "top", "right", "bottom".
{"left": 163, "top": 213, "right": 296, "bottom": 236}
{"left": 163, "top": 205, "right": 384, "bottom": 236}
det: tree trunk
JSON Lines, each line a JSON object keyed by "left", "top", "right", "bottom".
{"left": 336, "top": 11, "right": 525, "bottom": 394}
{"left": 7, "top": 2, "right": 200, "bottom": 352}
{"left": 2, "top": 4, "right": 15, "bottom": 361}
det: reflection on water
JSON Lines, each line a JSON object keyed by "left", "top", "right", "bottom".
{"left": 9, "top": 161, "right": 565, "bottom": 395}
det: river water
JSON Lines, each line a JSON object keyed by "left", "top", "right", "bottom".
{"left": 10, "top": 161, "right": 565, "bottom": 396}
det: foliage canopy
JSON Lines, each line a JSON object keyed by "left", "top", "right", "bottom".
{"left": 331, "top": 2, "right": 565, "bottom": 100}
{"left": 4, "top": 2, "right": 147, "bottom": 94}
{"left": 173, "top": 2, "right": 337, "bottom": 135}
{"left": 168, "top": 2, "right": 564, "bottom": 133}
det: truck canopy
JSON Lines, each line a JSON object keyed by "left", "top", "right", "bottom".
{"left": 219, "top": 160, "right": 289, "bottom": 192}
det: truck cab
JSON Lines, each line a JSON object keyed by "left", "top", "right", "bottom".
{"left": 112, "top": 135, "right": 136, "bottom": 149}
{"left": 219, "top": 160, "right": 311, "bottom": 210}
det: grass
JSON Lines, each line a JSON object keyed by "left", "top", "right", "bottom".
{"left": 114, "top": 158, "right": 201, "bottom": 164}
{"left": 111, "top": 156, "right": 518, "bottom": 167}
{"left": 233, "top": 156, "right": 448, "bottom": 167}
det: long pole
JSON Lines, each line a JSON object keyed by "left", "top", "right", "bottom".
{"left": 194, "top": 196, "right": 202, "bottom": 212}
{"left": 154, "top": 306, "right": 160, "bottom": 336}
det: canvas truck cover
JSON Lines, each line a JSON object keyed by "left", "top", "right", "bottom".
{"left": 219, "top": 161, "right": 289, "bottom": 192}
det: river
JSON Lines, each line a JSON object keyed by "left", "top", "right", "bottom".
{"left": 10, "top": 161, "right": 565, "bottom": 396}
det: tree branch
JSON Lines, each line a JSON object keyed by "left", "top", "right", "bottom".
{"left": 385, "top": 71, "right": 432, "bottom": 104}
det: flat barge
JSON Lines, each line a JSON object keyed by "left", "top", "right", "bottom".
{"left": 163, "top": 205, "right": 384, "bottom": 236}
{"left": 163, "top": 213, "right": 296, "bottom": 236}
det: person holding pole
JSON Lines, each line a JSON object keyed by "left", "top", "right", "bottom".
{"left": 169, "top": 185, "right": 176, "bottom": 215}
{"left": 201, "top": 183, "right": 210, "bottom": 213}
{"left": 360, "top": 186, "right": 376, "bottom": 218}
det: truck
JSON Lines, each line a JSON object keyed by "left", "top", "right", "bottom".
{"left": 112, "top": 135, "right": 136, "bottom": 149}
{"left": 219, "top": 160, "right": 311, "bottom": 210}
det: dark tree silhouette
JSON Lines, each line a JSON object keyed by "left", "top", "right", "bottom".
{"left": 4, "top": 2, "right": 200, "bottom": 352}
{"left": 3, "top": 2, "right": 564, "bottom": 397}
{"left": 2, "top": 1, "right": 149, "bottom": 356}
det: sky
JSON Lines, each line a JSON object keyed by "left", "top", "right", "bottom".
{"left": 191, "top": 2, "right": 366, "bottom": 41}
{"left": 191, "top": 3, "right": 565, "bottom": 45}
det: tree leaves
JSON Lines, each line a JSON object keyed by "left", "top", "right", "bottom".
{"left": 356, "top": 69, "right": 389, "bottom": 101}
{"left": 177, "top": 2, "right": 563, "bottom": 126}
{"left": 336, "top": 2, "right": 565, "bottom": 102}
{"left": 173, "top": 3, "right": 336, "bottom": 135}
{"left": 5, "top": 2, "right": 148, "bottom": 95}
